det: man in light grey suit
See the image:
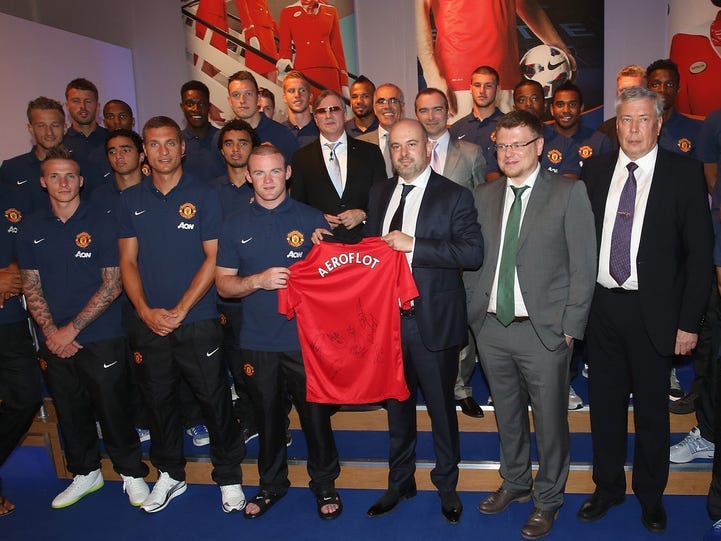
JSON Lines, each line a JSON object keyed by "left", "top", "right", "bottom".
{"left": 415, "top": 87, "right": 487, "bottom": 418}
{"left": 468, "top": 110, "right": 596, "bottom": 540}
{"left": 357, "top": 83, "right": 404, "bottom": 177}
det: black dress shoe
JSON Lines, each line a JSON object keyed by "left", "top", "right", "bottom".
{"left": 367, "top": 483, "right": 417, "bottom": 518}
{"left": 641, "top": 502, "right": 667, "bottom": 533}
{"left": 577, "top": 492, "right": 625, "bottom": 522}
{"left": 440, "top": 490, "right": 463, "bottom": 524}
{"left": 456, "top": 397, "right": 484, "bottom": 418}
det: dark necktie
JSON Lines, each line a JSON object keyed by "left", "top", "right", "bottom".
{"left": 496, "top": 185, "right": 529, "bottom": 326}
{"left": 609, "top": 162, "right": 638, "bottom": 286}
{"left": 388, "top": 184, "right": 415, "bottom": 232}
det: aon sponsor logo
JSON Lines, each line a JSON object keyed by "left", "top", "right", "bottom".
{"left": 178, "top": 222, "right": 195, "bottom": 230}
{"left": 75, "top": 251, "right": 92, "bottom": 258}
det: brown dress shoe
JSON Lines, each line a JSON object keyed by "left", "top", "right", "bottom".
{"left": 477, "top": 486, "right": 531, "bottom": 514}
{"left": 521, "top": 508, "right": 558, "bottom": 540}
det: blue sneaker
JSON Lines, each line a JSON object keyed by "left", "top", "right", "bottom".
{"left": 704, "top": 519, "right": 721, "bottom": 541}
{"left": 186, "top": 424, "right": 210, "bottom": 446}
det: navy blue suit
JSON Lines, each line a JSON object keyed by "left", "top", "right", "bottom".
{"left": 365, "top": 170, "right": 483, "bottom": 492}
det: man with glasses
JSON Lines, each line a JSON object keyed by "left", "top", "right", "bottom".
{"left": 291, "top": 90, "right": 386, "bottom": 236}
{"left": 358, "top": 83, "right": 405, "bottom": 177}
{"left": 468, "top": 110, "right": 596, "bottom": 539}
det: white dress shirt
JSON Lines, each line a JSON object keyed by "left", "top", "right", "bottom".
{"left": 429, "top": 130, "right": 450, "bottom": 174}
{"left": 319, "top": 131, "right": 349, "bottom": 191}
{"left": 488, "top": 164, "right": 541, "bottom": 316}
{"left": 382, "top": 165, "right": 431, "bottom": 269}
{"left": 597, "top": 146, "right": 658, "bottom": 290}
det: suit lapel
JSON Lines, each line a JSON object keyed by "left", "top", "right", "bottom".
{"left": 484, "top": 177, "right": 508, "bottom": 273}
{"left": 517, "top": 171, "right": 550, "bottom": 250}
{"left": 591, "top": 153, "right": 617, "bottom": 249}
{"left": 312, "top": 140, "right": 336, "bottom": 194}
{"left": 443, "top": 140, "right": 462, "bottom": 179}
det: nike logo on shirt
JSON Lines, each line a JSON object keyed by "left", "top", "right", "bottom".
{"left": 206, "top": 347, "right": 220, "bottom": 357}
{"left": 33, "top": 238, "right": 45, "bottom": 244}
{"left": 17, "top": 179, "right": 29, "bottom": 185}
{"left": 134, "top": 210, "right": 146, "bottom": 216}
{"left": 103, "top": 361, "right": 119, "bottom": 369}
{"left": 241, "top": 238, "right": 253, "bottom": 244}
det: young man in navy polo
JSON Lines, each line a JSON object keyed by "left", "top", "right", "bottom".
{"left": 216, "top": 144, "right": 342, "bottom": 520}
{"left": 0, "top": 183, "right": 42, "bottom": 516}
{"left": 117, "top": 116, "right": 245, "bottom": 514}
{"left": 16, "top": 147, "right": 149, "bottom": 509}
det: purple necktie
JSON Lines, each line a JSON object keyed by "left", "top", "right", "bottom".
{"left": 609, "top": 162, "right": 638, "bottom": 285}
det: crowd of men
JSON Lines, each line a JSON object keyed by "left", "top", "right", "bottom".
{"left": 0, "top": 57, "right": 720, "bottom": 540}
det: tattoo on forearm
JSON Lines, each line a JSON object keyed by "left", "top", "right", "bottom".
{"left": 20, "top": 269, "right": 56, "bottom": 333}
{"left": 72, "top": 267, "right": 122, "bottom": 332}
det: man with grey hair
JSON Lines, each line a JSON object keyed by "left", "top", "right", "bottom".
{"left": 357, "top": 83, "right": 405, "bottom": 177}
{"left": 578, "top": 86, "right": 712, "bottom": 533}
{"left": 291, "top": 89, "right": 386, "bottom": 237}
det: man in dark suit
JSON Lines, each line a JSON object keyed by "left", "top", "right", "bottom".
{"left": 468, "top": 110, "right": 596, "bottom": 540}
{"left": 290, "top": 89, "right": 387, "bottom": 235}
{"left": 363, "top": 119, "right": 483, "bottom": 523}
{"left": 415, "top": 86, "right": 487, "bottom": 419}
{"left": 578, "top": 86, "right": 713, "bottom": 533}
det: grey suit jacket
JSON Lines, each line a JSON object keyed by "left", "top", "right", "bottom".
{"left": 356, "top": 130, "right": 379, "bottom": 146}
{"left": 442, "top": 138, "right": 486, "bottom": 191}
{"left": 467, "top": 169, "right": 597, "bottom": 350}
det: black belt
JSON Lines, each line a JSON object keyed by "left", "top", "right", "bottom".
{"left": 490, "top": 313, "right": 529, "bottom": 324}
{"left": 400, "top": 307, "right": 416, "bottom": 318}
{"left": 606, "top": 287, "right": 638, "bottom": 295}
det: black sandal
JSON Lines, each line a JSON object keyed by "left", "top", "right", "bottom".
{"left": 0, "top": 496, "right": 15, "bottom": 518}
{"left": 243, "top": 490, "right": 283, "bottom": 519}
{"left": 317, "top": 489, "right": 342, "bottom": 520}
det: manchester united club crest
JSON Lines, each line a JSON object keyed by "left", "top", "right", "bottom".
{"left": 490, "top": 131, "right": 497, "bottom": 143}
{"left": 578, "top": 146, "right": 593, "bottom": 160}
{"left": 39, "top": 358, "right": 48, "bottom": 371}
{"left": 243, "top": 363, "right": 255, "bottom": 376}
{"left": 219, "top": 313, "right": 228, "bottom": 326}
{"left": 287, "top": 230, "right": 304, "bottom": 248}
{"left": 75, "top": 232, "right": 92, "bottom": 248}
{"left": 4, "top": 208, "right": 21, "bottom": 223}
{"left": 677, "top": 138, "right": 692, "bottom": 153}
{"left": 178, "top": 202, "right": 197, "bottom": 219}
{"left": 133, "top": 351, "right": 143, "bottom": 365}
{"left": 547, "top": 149, "right": 562, "bottom": 164}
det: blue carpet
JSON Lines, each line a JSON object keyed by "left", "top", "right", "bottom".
{"left": 0, "top": 446, "right": 714, "bottom": 541}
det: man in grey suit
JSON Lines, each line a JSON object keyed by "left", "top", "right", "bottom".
{"left": 357, "top": 83, "right": 404, "bottom": 177}
{"left": 415, "top": 87, "right": 487, "bottom": 418}
{"left": 468, "top": 110, "right": 596, "bottom": 540}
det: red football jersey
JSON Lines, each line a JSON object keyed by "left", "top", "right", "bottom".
{"left": 278, "top": 237, "right": 418, "bottom": 404}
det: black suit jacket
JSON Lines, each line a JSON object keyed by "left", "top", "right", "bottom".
{"left": 582, "top": 147, "right": 712, "bottom": 355}
{"left": 289, "top": 137, "right": 387, "bottom": 224}
{"left": 365, "top": 170, "right": 484, "bottom": 352}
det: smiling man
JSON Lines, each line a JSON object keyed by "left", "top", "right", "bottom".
{"left": 215, "top": 144, "right": 342, "bottom": 521}
{"left": 469, "top": 110, "right": 596, "bottom": 539}
{"left": 179, "top": 80, "right": 225, "bottom": 181}
{"left": 344, "top": 75, "right": 379, "bottom": 137}
{"left": 357, "top": 83, "right": 405, "bottom": 177}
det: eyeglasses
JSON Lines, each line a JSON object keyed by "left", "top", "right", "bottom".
{"left": 314, "top": 105, "right": 343, "bottom": 115}
{"left": 494, "top": 137, "right": 540, "bottom": 153}
{"left": 375, "top": 97, "right": 402, "bottom": 106}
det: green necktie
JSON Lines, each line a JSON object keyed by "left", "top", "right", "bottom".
{"left": 496, "top": 185, "right": 529, "bottom": 326}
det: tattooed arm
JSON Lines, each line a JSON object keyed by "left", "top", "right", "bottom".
{"left": 21, "top": 267, "right": 122, "bottom": 358}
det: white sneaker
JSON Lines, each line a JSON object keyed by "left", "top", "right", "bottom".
{"left": 669, "top": 368, "right": 684, "bottom": 400}
{"left": 140, "top": 471, "right": 187, "bottom": 513}
{"left": 121, "top": 475, "right": 150, "bottom": 506}
{"left": 568, "top": 386, "right": 583, "bottom": 410}
{"left": 582, "top": 363, "right": 589, "bottom": 378}
{"left": 670, "top": 426, "right": 715, "bottom": 463}
{"left": 51, "top": 469, "right": 104, "bottom": 508}
{"left": 220, "top": 484, "right": 246, "bottom": 513}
